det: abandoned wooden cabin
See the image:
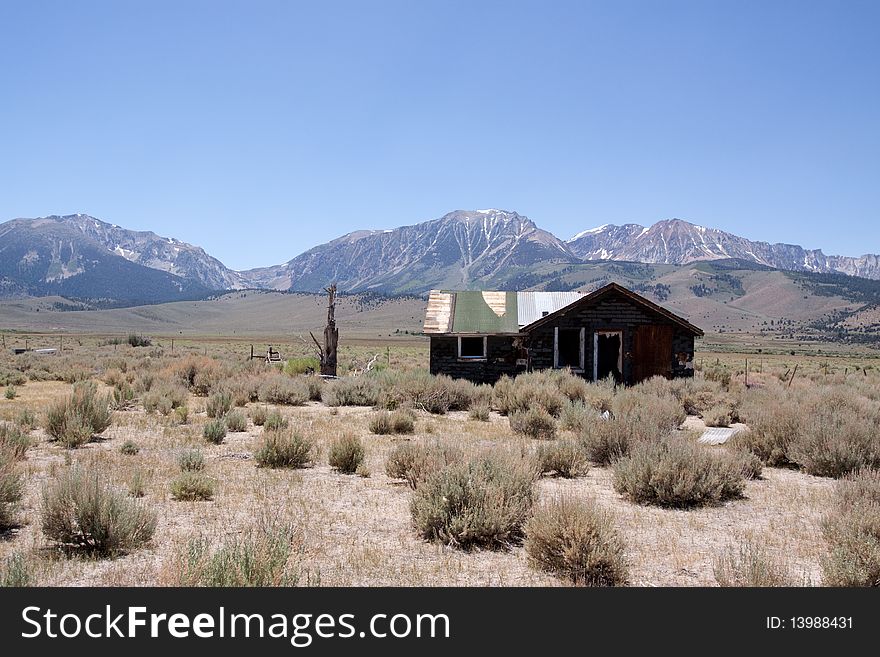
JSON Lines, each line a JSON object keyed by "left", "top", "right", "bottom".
{"left": 424, "top": 282, "right": 703, "bottom": 385}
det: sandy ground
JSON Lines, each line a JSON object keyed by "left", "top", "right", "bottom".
{"left": 1, "top": 381, "right": 835, "bottom": 587}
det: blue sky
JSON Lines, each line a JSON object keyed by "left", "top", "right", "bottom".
{"left": 1, "top": 0, "right": 877, "bottom": 270}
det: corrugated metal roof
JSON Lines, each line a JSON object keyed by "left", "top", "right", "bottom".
{"left": 450, "top": 291, "right": 519, "bottom": 334}
{"left": 516, "top": 292, "right": 583, "bottom": 327}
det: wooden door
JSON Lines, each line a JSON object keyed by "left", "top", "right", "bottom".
{"left": 632, "top": 325, "right": 673, "bottom": 383}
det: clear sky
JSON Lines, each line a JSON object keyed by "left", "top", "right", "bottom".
{"left": 1, "top": 0, "right": 877, "bottom": 270}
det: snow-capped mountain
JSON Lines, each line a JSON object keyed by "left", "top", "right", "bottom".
{"left": 567, "top": 218, "right": 880, "bottom": 279}
{"left": 241, "top": 209, "right": 580, "bottom": 293}
{"left": 52, "top": 214, "right": 247, "bottom": 290}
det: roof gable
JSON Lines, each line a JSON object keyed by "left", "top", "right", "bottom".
{"left": 521, "top": 282, "right": 703, "bottom": 335}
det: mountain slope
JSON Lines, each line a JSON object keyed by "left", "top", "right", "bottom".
{"left": 34, "top": 214, "right": 246, "bottom": 289}
{"left": 0, "top": 218, "right": 212, "bottom": 305}
{"left": 242, "top": 209, "right": 580, "bottom": 294}
{"left": 567, "top": 218, "right": 880, "bottom": 279}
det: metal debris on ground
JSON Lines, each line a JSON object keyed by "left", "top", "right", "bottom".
{"left": 697, "top": 426, "right": 745, "bottom": 445}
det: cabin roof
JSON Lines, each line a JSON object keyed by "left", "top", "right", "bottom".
{"left": 423, "top": 283, "right": 703, "bottom": 336}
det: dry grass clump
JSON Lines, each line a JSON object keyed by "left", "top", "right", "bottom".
{"left": 493, "top": 373, "right": 566, "bottom": 417}
{"left": 0, "top": 423, "right": 32, "bottom": 460}
{"left": 225, "top": 409, "right": 247, "bottom": 432}
{"left": 205, "top": 390, "right": 233, "bottom": 418}
{"left": 168, "top": 355, "right": 222, "bottom": 395}
{"left": 509, "top": 407, "right": 557, "bottom": 440}
{"left": 0, "top": 552, "right": 33, "bottom": 587}
{"left": 0, "top": 447, "right": 24, "bottom": 529}
{"left": 257, "top": 375, "right": 309, "bottom": 406}
{"left": 559, "top": 400, "right": 591, "bottom": 432}
{"left": 788, "top": 407, "right": 880, "bottom": 478}
{"left": 203, "top": 418, "right": 227, "bottom": 444}
{"left": 41, "top": 466, "right": 157, "bottom": 556}
{"left": 612, "top": 438, "right": 747, "bottom": 508}
{"left": 224, "top": 377, "right": 260, "bottom": 407}
{"left": 536, "top": 439, "right": 588, "bottom": 478}
{"left": 328, "top": 434, "right": 365, "bottom": 474}
{"left": 385, "top": 440, "right": 464, "bottom": 489}
{"left": 703, "top": 404, "right": 734, "bottom": 427}
{"left": 525, "top": 496, "right": 628, "bottom": 586}
{"left": 410, "top": 450, "right": 536, "bottom": 549}
{"left": 738, "top": 386, "right": 880, "bottom": 477}
{"left": 713, "top": 539, "right": 797, "bottom": 586}
{"left": 369, "top": 409, "right": 416, "bottom": 435}
{"left": 44, "top": 381, "right": 113, "bottom": 448}
{"left": 250, "top": 405, "right": 269, "bottom": 426}
{"left": 170, "top": 471, "right": 215, "bottom": 501}
{"left": 263, "top": 410, "right": 288, "bottom": 431}
{"left": 254, "top": 429, "right": 316, "bottom": 469}
{"left": 612, "top": 388, "right": 685, "bottom": 433}
{"left": 377, "top": 371, "right": 475, "bottom": 414}
{"left": 177, "top": 448, "right": 205, "bottom": 472}
{"left": 322, "top": 376, "right": 382, "bottom": 407}
{"left": 143, "top": 383, "right": 188, "bottom": 415}
{"left": 821, "top": 469, "right": 880, "bottom": 586}
{"left": 170, "top": 517, "right": 301, "bottom": 586}
{"left": 469, "top": 401, "right": 491, "bottom": 421}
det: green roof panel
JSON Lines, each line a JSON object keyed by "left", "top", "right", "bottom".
{"left": 448, "top": 291, "right": 519, "bottom": 334}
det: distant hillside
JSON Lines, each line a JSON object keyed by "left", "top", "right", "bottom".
{"left": 0, "top": 217, "right": 212, "bottom": 306}
{"left": 567, "top": 218, "right": 880, "bottom": 280}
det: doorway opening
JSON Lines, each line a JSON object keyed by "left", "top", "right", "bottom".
{"left": 594, "top": 331, "right": 622, "bottom": 382}
{"left": 554, "top": 327, "right": 584, "bottom": 371}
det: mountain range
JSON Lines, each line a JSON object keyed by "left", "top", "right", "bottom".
{"left": 0, "top": 210, "right": 878, "bottom": 305}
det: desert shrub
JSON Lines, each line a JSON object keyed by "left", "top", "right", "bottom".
{"left": 119, "top": 440, "right": 139, "bottom": 456}
{"left": 493, "top": 374, "right": 565, "bottom": 417}
{"left": 0, "top": 552, "right": 33, "bottom": 587}
{"left": 254, "top": 429, "right": 315, "bottom": 469}
{"left": 411, "top": 451, "right": 536, "bottom": 549}
{"left": 559, "top": 400, "right": 591, "bottom": 432}
{"left": 111, "top": 382, "right": 136, "bottom": 408}
{"left": 226, "top": 377, "right": 260, "bottom": 407}
{"left": 469, "top": 401, "right": 491, "bottom": 422}
{"left": 322, "top": 376, "right": 381, "bottom": 407}
{"left": 305, "top": 377, "right": 323, "bottom": 402}
{"left": 257, "top": 375, "right": 309, "bottom": 406}
{"left": 16, "top": 408, "right": 36, "bottom": 431}
{"left": 369, "top": 410, "right": 415, "bottom": 435}
{"left": 127, "top": 470, "right": 147, "bottom": 498}
{"left": 5, "top": 385, "right": 16, "bottom": 400}
{"left": 284, "top": 357, "right": 320, "bottom": 375}
{"left": 667, "top": 377, "right": 725, "bottom": 415}
{"left": 737, "top": 390, "right": 800, "bottom": 466}
{"left": 250, "top": 405, "right": 269, "bottom": 426}
{"left": 0, "top": 423, "right": 32, "bottom": 459}
{"left": 225, "top": 410, "right": 248, "bottom": 432}
{"left": 171, "top": 518, "right": 300, "bottom": 586}
{"left": 178, "top": 448, "right": 205, "bottom": 472}
{"left": 170, "top": 472, "right": 215, "bottom": 501}
{"left": 703, "top": 404, "right": 733, "bottom": 427}
{"left": 206, "top": 390, "right": 233, "bottom": 418}
{"left": 525, "top": 497, "right": 628, "bottom": 586}
{"left": 44, "top": 381, "right": 112, "bottom": 448}
{"left": 143, "top": 383, "right": 188, "bottom": 415}
{"left": 170, "top": 356, "right": 221, "bottom": 395}
{"left": 509, "top": 407, "right": 557, "bottom": 440}
{"left": 703, "top": 364, "right": 732, "bottom": 388}
{"left": 203, "top": 418, "right": 227, "bottom": 444}
{"left": 612, "top": 438, "right": 746, "bottom": 508}
{"left": 377, "top": 372, "right": 474, "bottom": 414}
{"left": 821, "top": 469, "right": 880, "bottom": 586}
{"left": 263, "top": 410, "right": 288, "bottom": 431}
{"left": 728, "top": 446, "right": 763, "bottom": 480}
{"left": 0, "top": 370, "right": 27, "bottom": 387}
{"left": 385, "top": 440, "right": 464, "bottom": 489}
{"left": 788, "top": 407, "right": 880, "bottom": 478}
{"left": 40, "top": 466, "right": 157, "bottom": 555}
{"left": 536, "top": 439, "right": 588, "bottom": 478}
{"left": 127, "top": 333, "right": 152, "bottom": 347}
{"left": 0, "top": 449, "right": 24, "bottom": 529}
{"left": 612, "top": 388, "right": 685, "bottom": 433}
{"left": 714, "top": 539, "right": 796, "bottom": 586}
{"left": 328, "top": 434, "right": 365, "bottom": 474}
{"left": 173, "top": 405, "right": 189, "bottom": 425}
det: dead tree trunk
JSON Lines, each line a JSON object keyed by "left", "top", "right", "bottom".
{"left": 310, "top": 284, "right": 338, "bottom": 376}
